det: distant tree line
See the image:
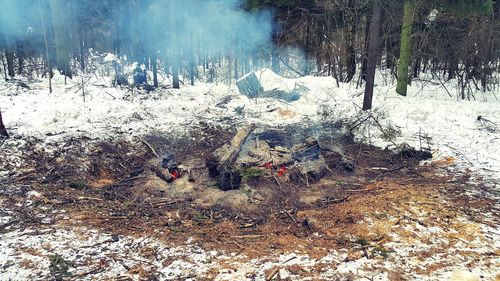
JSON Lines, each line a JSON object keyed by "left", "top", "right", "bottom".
{"left": 0, "top": 0, "right": 498, "bottom": 104}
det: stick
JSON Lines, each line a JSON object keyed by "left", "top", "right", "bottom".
{"left": 285, "top": 210, "right": 298, "bottom": 225}
{"left": 119, "top": 175, "right": 146, "bottom": 183}
{"left": 151, "top": 199, "right": 178, "bottom": 206}
{"left": 76, "top": 196, "right": 103, "bottom": 201}
{"left": 141, "top": 139, "right": 159, "bottom": 158}
{"left": 232, "top": 235, "right": 264, "bottom": 239}
{"left": 78, "top": 216, "right": 128, "bottom": 220}
{"left": 265, "top": 268, "right": 280, "bottom": 281}
{"left": 71, "top": 267, "right": 105, "bottom": 280}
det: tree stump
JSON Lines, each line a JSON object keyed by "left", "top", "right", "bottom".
{"left": 206, "top": 124, "right": 255, "bottom": 190}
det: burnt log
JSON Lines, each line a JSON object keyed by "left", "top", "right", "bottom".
{"left": 206, "top": 124, "right": 255, "bottom": 190}
{"left": 289, "top": 137, "right": 328, "bottom": 185}
{"left": 150, "top": 165, "right": 173, "bottom": 183}
{"left": 292, "top": 137, "right": 321, "bottom": 162}
{"left": 288, "top": 159, "right": 327, "bottom": 185}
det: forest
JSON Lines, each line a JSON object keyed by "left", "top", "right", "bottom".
{"left": 0, "top": 0, "right": 499, "bottom": 280}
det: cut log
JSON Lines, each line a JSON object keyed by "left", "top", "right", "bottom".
{"left": 206, "top": 124, "right": 255, "bottom": 190}
{"left": 236, "top": 72, "right": 263, "bottom": 98}
{"left": 0, "top": 109, "right": 8, "bottom": 138}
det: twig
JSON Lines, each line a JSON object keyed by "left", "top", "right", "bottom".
{"left": 285, "top": 210, "right": 299, "bottom": 225}
{"left": 141, "top": 139, "right": 159, "bottom": 158}
{"left": 435, "top": 75, "right": 453, "bottom": 97}
{"left": 71, "top": 267, "right": 105, "bottom": 279}
{"left": 232, "top": 234, "right": 264, "bottom": 239}
{"left": 151, "top": 199, "right": 178, "bottom": 206}
{"left": 76, "top": 196, "right": 103, "bottom": 201}
{"left": 78, "top": 216, "right": 128, "bottom": 220}
{"left": 265, "top": 267, "right": 280, "bottom": 281}
{"left": 119, "top": 175, "right": 146, "bottom": 183}
{"left": 103, "top": 90, "right": 117, "bottom": 100}
{"left": 272, "top": 174, "right": 282, "bottom": 189}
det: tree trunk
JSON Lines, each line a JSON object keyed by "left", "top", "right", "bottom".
{"left": 396, "top": 0, "right": 415, "bottom": 96}
{"left": 271, "top": 21, "right": 281, "bottom": 74}
{"left": 77, "top": 22, "right": 86, "bottom": 71}
{"left": 50, "top": 0, "right": 72, "bottom": 78}
{"left": 362, "top": 0, "right": 383, "bottom": 111}
{"left": 360, "top": 13, "right": 371, "bottom": 81}
{"left": 152, "top": 52, "right": 158, "bottom": 88}
{"left": 6, "top": 50, "right": 15, "bottom": 78}
{"left": 17, "top": 42, "right": 24, "bottom": 75}
{"left": 0, "top": 109, "right": 8, "bottom": 138}
{"left": 271, "top": 47, "right": 280, "bottom": 74}
{"left": 38, "top": 0, "right": 52, "bottom": 93}
{"left": 413, "top": 56, "right": 421, "bottom": 78}
{"left": 170, "top": 1, "right": 180, "bottom": 89}
{"left": 344, "top": 0, "right": 356, "bottom": 83}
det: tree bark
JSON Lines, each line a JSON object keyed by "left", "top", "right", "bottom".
{"left": 362, "top": 0, "right": 383, "bottom": 111}
{"left": 396, "top": 0, "right": 415, "bottom": 96}
{"left": 0, "top": 109, "right": 8, "bottom": 138}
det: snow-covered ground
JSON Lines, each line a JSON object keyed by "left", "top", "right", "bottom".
{"left": 1, "top": 69, "right": 499, "bottom": 185}
{"left": 1, "top": 69, "right": 499, "bottom": 280}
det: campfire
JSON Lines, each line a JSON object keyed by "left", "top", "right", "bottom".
{"left": 205, "top": 124, "right": 351, "bottom": 191}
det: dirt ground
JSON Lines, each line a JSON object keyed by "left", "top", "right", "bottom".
{"left": 0, "top": 126, "right": 499, "bottom": 280}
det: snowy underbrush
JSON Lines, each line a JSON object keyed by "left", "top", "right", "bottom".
{"left": 1, "top": 68, "right": 499, "bottom": 185}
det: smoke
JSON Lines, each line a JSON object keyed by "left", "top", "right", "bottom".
{"left": 0, "top": 0, "right": 275, "bottom": 75}
{"left": 140, "top": 0, "right": 273, "bottom": 60}
{"left": 0, "top": 0, "right": 37, "bottom": 41}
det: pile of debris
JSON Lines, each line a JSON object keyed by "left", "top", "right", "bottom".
{"left": 205, "top": 124, "right": 352, "bottom": 191}
{"left": 236, "top": 71, "right": 308, "bottom": 102}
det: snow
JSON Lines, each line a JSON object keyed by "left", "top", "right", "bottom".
{"left": 1, "top": 68, "right": 499, "bottom": 280}
{"left": 104, "top": 53, "right": 120, "bottom": 63}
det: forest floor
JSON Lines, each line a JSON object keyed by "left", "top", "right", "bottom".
{"left": 0, "top": 69, "right": 499, "bottom": 280}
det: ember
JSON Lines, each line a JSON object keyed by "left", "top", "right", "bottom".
{"left": 260, "top": 162, "right": 273, "bottom": 169}
{"left": 277, "top": 165, "right": 287, "bottom": 177}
